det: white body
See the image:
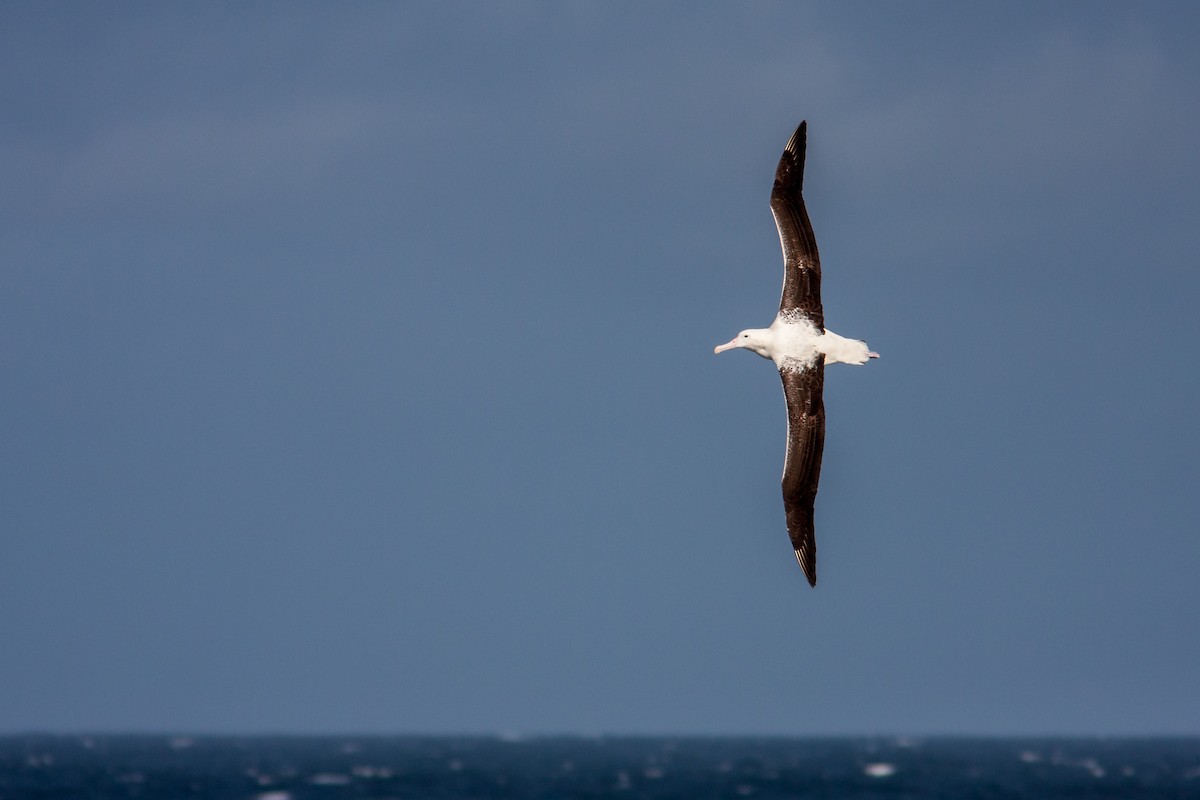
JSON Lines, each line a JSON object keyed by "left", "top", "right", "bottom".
{"left": 715, "top": 311, "right": 877, "bottom": 371}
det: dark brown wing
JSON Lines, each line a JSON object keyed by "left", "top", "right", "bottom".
{"left": 780, "top": 361, "right": 825, "bottom": 587}
{"left": 770, "top": 121, "right": 824, "bottom": 330}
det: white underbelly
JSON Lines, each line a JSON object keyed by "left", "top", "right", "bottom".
{"left": 770, "top": 316, "right": 823, "bottom": 372}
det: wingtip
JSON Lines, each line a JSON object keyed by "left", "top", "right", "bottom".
{"left": 775, "top": 120, "right": 809, "bottom": 192}
{"left": 794, "top": 548, "right": 817, "bottom": 587}
{"left": 785, "top": 120, "right": 807, "bottom": 155}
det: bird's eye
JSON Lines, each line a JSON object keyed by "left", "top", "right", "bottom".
{"left": 742, "top": 333, "right": 749, "bottom": 338}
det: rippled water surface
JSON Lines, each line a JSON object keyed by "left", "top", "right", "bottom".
{"left": 3, "top": 735, "right": 1198, "bottom": 799}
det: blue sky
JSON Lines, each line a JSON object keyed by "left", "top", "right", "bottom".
{"left": 2, "top": 2, "right": 1198, "bottom": 735}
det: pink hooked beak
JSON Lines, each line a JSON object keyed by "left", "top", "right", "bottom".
{"left": 713, "top": 338, "right": 740, "bottom": 354}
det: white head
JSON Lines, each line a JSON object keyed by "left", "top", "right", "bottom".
{"left": 714, "top": 328, "right": 774, "bottom": 359}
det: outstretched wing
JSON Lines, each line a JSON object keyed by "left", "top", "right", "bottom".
{"left": 770, "top": 121, "right": 824, "bottom": 331}
{"left": 780, "top": 361, "right": 825, "bottom": 587}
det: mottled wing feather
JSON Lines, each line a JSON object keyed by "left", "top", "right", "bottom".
{"left": 770, "top": 121, "right": 824, "bottom": 330}
{"left": 780, "top": 361, "right": 825, "bottom": 587}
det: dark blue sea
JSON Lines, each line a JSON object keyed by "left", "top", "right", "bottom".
{"left": 2, "top": 735, "right": 1199, "bottom": 799}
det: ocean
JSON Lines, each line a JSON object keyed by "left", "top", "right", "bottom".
{"left": 2, "top": 735, "right": 1198, "bottom": 799}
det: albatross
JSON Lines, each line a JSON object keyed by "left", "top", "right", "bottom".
{"left": 714, "top": 121, "right": 877, "bottom": 587}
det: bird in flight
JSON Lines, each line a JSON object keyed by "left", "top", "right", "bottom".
{"left": 714, "top": 121, "right": 878, "bottom": 587}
